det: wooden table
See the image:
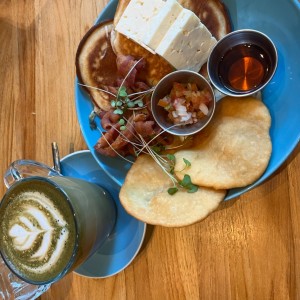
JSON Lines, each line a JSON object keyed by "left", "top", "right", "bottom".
{"left": 1, "top": 1, "right": 300, "bottom": 299}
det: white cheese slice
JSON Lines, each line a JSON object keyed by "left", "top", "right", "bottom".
{"left": 141, "top": 0, "right": 183, "bottom": 50}
{"left": 156, "top": 9, "right": 217, "bottom": 72}
{"left": 115, "top": 0, "right": 165, "bottom": 53}
{"left": 184, "top": 29, "right": 217, "bottom": 71}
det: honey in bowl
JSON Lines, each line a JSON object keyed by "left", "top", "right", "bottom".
{"left": 218, "top": 43, "right": 271, "bottom": 93}
{"left": 207, "top": 29, "right": 278, "bottom": 97}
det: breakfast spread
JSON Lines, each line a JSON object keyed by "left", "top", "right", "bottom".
{"left": 75, "top": 0, "right": 273, "bottom": 227}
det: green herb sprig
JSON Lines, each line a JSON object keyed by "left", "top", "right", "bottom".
{"left": 165, "top": 155, "right": 198, "bottom": 195}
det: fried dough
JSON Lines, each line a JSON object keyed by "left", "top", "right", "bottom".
{"left": 119, "top": 155, "right": 226, "bottom": 227}
{"left": 76, "top": 21, "right": 117, "bottom": 111}
{"left": 174, "top": 96, "right": 272, "bottom": 189}
{"left": 112, "top": 0, "right": 232, "bottom": 85}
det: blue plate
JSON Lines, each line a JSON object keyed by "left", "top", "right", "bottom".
{"left": 75, "top": 0, "right": 300, "bottom": 200}
{"left": 60, "top": 150, "right": 146, "bottom": 278}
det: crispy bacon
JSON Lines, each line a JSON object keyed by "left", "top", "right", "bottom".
{"left": 116, "top": 55, "right": 146, "bottom": 88}
{"left": 134, "top": 121, "right": 156, "bottom": 136}
{"left": 100, "top": 109, "right": 121, "bottom": 130}
{"left": 93, "top": 55, "right": 172, "bottom": 157}
{"left": 95, "top": 124, "right": 120, "bottom": 149}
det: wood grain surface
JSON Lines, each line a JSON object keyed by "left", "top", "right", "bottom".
{"left": 1, "top": 1, "right": 300, "bottom": 299}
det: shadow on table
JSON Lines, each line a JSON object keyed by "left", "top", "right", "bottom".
{"left": 138, "top": 225, "right": 155, "bottom": 254}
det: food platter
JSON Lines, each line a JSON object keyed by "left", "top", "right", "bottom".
{"left": 75, "top": 0, "right": 300, "bottom": 201}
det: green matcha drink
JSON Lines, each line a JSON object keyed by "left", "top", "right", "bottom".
{"left": 0, "top": 176, "right": 116, "bottom": 284}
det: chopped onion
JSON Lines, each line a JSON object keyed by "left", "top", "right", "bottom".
{"left": 172, "top": 111, "right": 178, "bottom": 118}
{"left": 199, "top": 103, "right": 209, "bottom": 115}
{"left": 180, "top": 112, "right": 192, "bottom": 122}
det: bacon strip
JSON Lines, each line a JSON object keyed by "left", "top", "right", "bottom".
{"left": 116, "top": 55, "right": 146, "bottom": 88}
{"left": 100, "top": 109, "right": 120, "bottom": 130}
{"left": 93, "top": 55, "right": 172, "bottom": 157}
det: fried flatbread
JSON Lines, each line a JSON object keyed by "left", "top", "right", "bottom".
{"left": 112, "top": 0, "right": 232, "bottom": 85}
{"left": 174, "top": 96, "right": 272, "bottom": 189}
{"left": 76, "top": 20, "right": 117, "bottom": 111}
{"left": 119, "top": 155, "right": 226, "bottom": 227}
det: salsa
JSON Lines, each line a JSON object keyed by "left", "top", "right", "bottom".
{"left": 157, "top": 82, "right": 213, "bottom": 125}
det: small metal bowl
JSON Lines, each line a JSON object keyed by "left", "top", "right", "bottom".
{"left": 207, "top": 29, "right": 278, "bottom": 97}
{"left": 151, "top": 70, "right": 216, "bottom": 136}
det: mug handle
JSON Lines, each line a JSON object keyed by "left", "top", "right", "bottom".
{"left": 4, "top": 160, "right": 61, "bottom": 188}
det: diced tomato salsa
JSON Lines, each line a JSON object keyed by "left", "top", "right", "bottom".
{"left": 158, "top": 82, "right": 213, "bottom": 125}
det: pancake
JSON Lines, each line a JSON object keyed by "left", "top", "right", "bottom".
{"left": 112, "top": 0, "right": 232, "bottom": 85}
{"left": 76, "top": 20, "right": 118, "bottom": 111}
{"left": 179, "top": 0, "right": 232, "bottom": 40}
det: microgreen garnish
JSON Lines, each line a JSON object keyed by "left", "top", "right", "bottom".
{"left": 179, "top": 174, "right": 198, "bottom": 193}
{"left": 166, "top": 159, "right": 198, "bottom": 195}
{"left": 114, "top": 108, "right": 124, "bottom": 115}
{"left": 151, "top": 144, "right": 166, "bottom": 154}
{"left": 183, "top": 158, "right": 191, "bottom": 168}
{"left": 118, "top": 86, "right": 127, "bottom": 97}
{"left": 119, "top": 119, "right": 125, "bottom": 125}
{"left": 167, "top": 154, "right": 175, "bottom": 161}
{"left": 167, "top": 187, "right": 179, "bottom": 195}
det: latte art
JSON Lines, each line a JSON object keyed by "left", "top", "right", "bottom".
{"left": 7, "top": 191, "right": 70, "bottom": 274}
{"left": 0, "top": 179, "right": 76, "bottom": 283}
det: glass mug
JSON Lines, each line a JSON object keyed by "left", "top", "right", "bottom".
{"left": 0, "top": 159, "right": 116, "bottom": 298}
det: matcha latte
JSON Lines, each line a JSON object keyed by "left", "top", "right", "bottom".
{"left": 0, "top": 178, "right": 76, "bottom": 283}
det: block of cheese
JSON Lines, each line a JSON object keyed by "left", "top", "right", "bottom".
{"left": 141, "top": 0, "right": 183, "bottom": 50}
{"left": 182, "top": 23, "right": 217, "bottom": 71}
{"left": 115, "top": 0, "right": 166, "bottom": 53}
{"left": 155, "top": 8, "right": 217, "bottom": 72}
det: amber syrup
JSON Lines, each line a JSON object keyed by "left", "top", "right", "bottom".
{"left": 218, "top": 43, "right": 271, "bottom": 93}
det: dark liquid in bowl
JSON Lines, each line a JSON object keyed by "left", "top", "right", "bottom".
{"left": 218, "top": 43, "right": 271, "bottom": 92}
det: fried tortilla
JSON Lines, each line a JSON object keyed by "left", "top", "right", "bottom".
{"left": 76, "top": 20, "right": 117, "bottom": 111}
{"left": 174, "top": 96, "right": 272, "bottom": 190}
{"left": 112, "top": 0, "right": 232, "bottom": 86}
{"left": 119, "top": 155, "right": 226, "bottom": 227}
